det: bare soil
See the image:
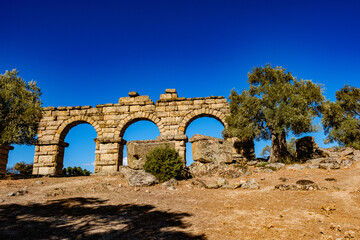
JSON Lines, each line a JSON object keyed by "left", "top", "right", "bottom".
{"left": 1, "top": 162, "right": 360, "bottom": 240}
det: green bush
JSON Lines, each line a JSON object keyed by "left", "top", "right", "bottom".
{"left": 143, "top": 145, "right": 185, "bottom": 182}
{"left": 10, "top": 161, "right": 33, "bottom": 175}
{"left": 62, "top": 166, "right": 91, "bottom": 176}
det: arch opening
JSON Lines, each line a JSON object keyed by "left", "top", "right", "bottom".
{"left": 121, "top": 119, "right": 161, "bottom": 167}
{"left": 61, "top": 122, "right": 98, "bottom": 173}
{"left": 7, "top": 144, "right": 35, "bottom": 173}
{"left": 185, "top": 116, "right": 225, "bottom": 166}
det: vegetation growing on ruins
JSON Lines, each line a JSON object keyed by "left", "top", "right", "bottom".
{"left": 322, "top": 85, "right": 360, "bottom": 149}
{"left": 225, "top": 64, "right": 324, "bottom": 163}
{"left": 0, "top": 70, "right": 42, "bottom": 145}
{"left": 144, "top": 145, "right": 185, "bottom": 182}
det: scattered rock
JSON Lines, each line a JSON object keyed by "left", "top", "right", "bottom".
{"left": 344, "top": 230, "right": 355, "bottom": 238}
{"left": 325, "top": 178, "right": 337, "bottom": 182}
{"left": 218, "top": 169, "right": 241, "bottom": 179}
{"left": 294, "top": 180, "right": 320, "bottom": 190}
{"left": 205, "top": 183, "right": 219, "bottom": 189}
{"left": 216, "top": 177, "right": 229, "bottom": 187}
{"left": 118, "top": 184, "right": 123, "bottom": 188}
{"left": 16, "top": 186, "right": 28, "bottom": 196}
{"left": 247, "top": 160, "right": 259, "bottom": 166}
{"left": 6, "top": 192, "right": 15, "bottom": 197}
{"left": 267, "top": 163, "right": 285, "bottom": 170}
{"left": 341, "top": 159, "right": 354, "bottom": 168}
{"left": 35, "top": 180, "right": 43, "bottom": 185}
{"left": 279, "top": 177, "right": 289, "bottom": 182}
{"left": 308, "top": 158, "right": 324, "bottom": 165}
{"left": 162, "top": 178, "right": 178, "bottom": 189}
{"left": 286, "top": 164, "right": 306, "bottom": 171}
{"left": 46, "top": 188, "right": 65, "bottom": 197}
{"left": 319, "top": 158, "right": 341, "bottom": 170}
{"left": 241, "top": 179, "right": 259, "bottom": 189}
{"left": 260, "top": 177, "right": 265, "bottom": 181}
{"left": 275, "top": 184, "right": 291, "bottom": 190}
{"left": 120, "top": 167, "right": 157, "bottom": 187}
{"left": 257, "top": 167, "right": 274, "bottom": 173}
{"left": 307, "top": 165, "right": 319, "bottom": 169}
{"left": 339, "top": 147, "right": 354, "bottom": 157}
{"left": 191, "top": 179, "right": 207, "bottom": 188}
{"left": 189, "top": 162, "right": 250, "bottom": 178}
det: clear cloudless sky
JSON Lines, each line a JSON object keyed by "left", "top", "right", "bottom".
{"left": 1, "top": 0, "right": 359, "bottom": 171}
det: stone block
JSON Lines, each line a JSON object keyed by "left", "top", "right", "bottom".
{"left": 296, "top": 136, "right": 323, "bottom": 161}
{"left": 128, "top": 91, "right": 139, "bottom": 97}
{"left": 127, "top": 140, "right": 175, "bottom": 170}
{"left": 189, "top": 134, "right": 233, "bottom": 164}
{"left": 130, "top": 105, "right": 141, "bottom": 112}
{"left": 165, "top": 89, "right": 177, "bottom": 93}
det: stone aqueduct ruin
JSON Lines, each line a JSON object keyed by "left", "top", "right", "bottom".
{"left": 32, "top": 89, "right": 230, "bottom": 175}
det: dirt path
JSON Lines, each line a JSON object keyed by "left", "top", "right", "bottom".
{"left": 1, "top": 163, "right": 360, "bottom": 239}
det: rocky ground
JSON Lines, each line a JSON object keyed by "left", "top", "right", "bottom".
{"left": 1, "top": 151, "right": 360, "bottom": 239}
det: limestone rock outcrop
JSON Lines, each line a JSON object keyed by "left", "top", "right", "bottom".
{"left": 189, "top": 134, "right": 233, "bottom": 164}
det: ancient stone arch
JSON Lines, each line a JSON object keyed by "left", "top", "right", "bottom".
{"left": 178, "top": 108, "right": 227, "bottom": 135}
{"left": 115, "top": 112, "right": 165, "bottom": 138}
{"left": 55, "top": 115, "right": 102, "bottom": 142}
{"left": 32, "top": 89, "right": 230, "bottom": 175}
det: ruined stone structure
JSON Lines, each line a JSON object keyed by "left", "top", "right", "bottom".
{"left": 33, "top": 89, "right": 230, "bottom": 175}
{"left": 0, "top": 145, "right": 14, "bottom": 174}
{"left": 189, "top": 134, "right": 233, "bottom": 164}
{"left": 127, "top": 140, "right": 176, "bottom": 170}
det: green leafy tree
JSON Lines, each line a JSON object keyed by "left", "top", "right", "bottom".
{"left": 225, "top": 64, "right": 324, "bottom": 163}
{"left": 0, "top": 70, "right": 42, "bottom": 145}
{"left": 63, "top": 166, "right": 91, "bottom": 176}
{"left": 143, "top": 145, "right": 185, "bottom": 182}
{"left": 6, "top": 161, "right": 33, "bottom": 175}
{"left": 322, "top": 85, "right": 360, "bottom": 149}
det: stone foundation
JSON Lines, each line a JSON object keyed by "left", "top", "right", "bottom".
{"left": 0, "top": 145, "right": 14, "bottom": 174}
{"left": 189, "top": 134, "right": 233, "bottom": 164}
{"left": 127, "top": 140, "right": 176, "bottom": 169}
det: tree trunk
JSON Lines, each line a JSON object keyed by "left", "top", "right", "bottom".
{"left": 269, "top": 131, "right": 291, "bottom": 163}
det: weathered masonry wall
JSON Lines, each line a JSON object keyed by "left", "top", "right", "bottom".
{"left": 33, "top": 89, "right": 230, "bottom": 175}
{"left": 0, "top": 145, "right": 14, "bottom": 175}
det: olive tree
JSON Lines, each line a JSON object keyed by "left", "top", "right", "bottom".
{"left": 322, "top": 85, "right": 360, "bottom": 149}
{"left": 0, "top": 70, "right": 42, "bottom": 145}
{"left": 224, "top": 64, "right": 324, "bottom": 163}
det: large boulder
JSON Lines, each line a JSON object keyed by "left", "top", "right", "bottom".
{"left": 188, "top": 162, "right": 250, "bottom": 178}
{"left": 119, "top": 167, "right": 157, "bottom": 187}
{"left": 296, "top": 136, "right": 323, "bottom": 161}
{"left": 127, "top": 140, "right": 175, "bottom": 170}
{"left": 229, "top": 137, "right": 255, "bottom": 161}
{"left": 189, "top": 134, "right": 233, "bottom": 164}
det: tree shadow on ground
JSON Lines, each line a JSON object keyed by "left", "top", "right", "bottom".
{"left": 0, "top": 197, "right": 205, "bottom": 239}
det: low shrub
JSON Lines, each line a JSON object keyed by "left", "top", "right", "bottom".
{"left": 62, "top": 166, "right": 91, "bottom": 176}
{"left": 143, "top": 145, "right": 186, "bottom": 182}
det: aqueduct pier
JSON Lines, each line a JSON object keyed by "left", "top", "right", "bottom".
{"left": 32, "top": 89, "right": 230, "bottom": 175}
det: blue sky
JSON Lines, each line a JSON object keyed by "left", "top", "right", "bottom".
{"left": 1, "top": 0, "right": 359, "bottom": 171}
